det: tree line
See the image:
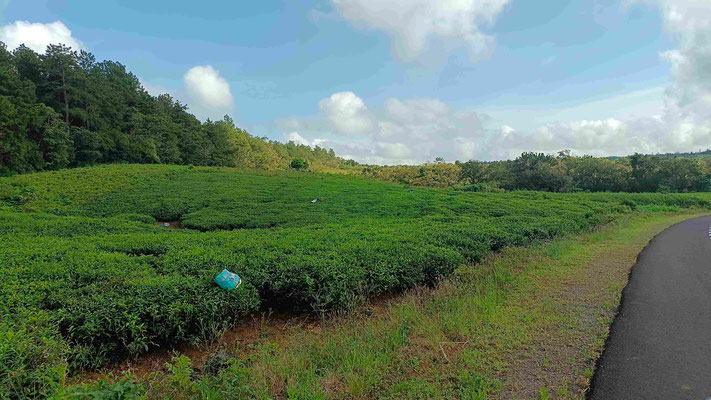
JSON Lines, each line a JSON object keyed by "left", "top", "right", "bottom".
{"left": 363, "top": 151, "right": 711, "bottom": 193}
{"left": 0, "top": 42, "right": 344, "bottom": 175}
{"left": 2, "top": 41, "right": 709, "bottom": 193}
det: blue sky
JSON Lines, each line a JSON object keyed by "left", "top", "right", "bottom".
{"left": 1, "top": 0, "right": 710, "bottom": 164}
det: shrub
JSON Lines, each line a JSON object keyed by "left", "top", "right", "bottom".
{"left": 290, "top": 158, "right": 309, "bottom": 171}
{"left": 0, "top": 317, "right": 69, "bottom": 400}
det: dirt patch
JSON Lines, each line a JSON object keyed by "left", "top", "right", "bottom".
{"left": 73, "top": 294, "right": 400, "bottom": 385}
{"left": 74, "top": 311, "right": 322, "bottom": 384}
{"left": 156, "top": 221, "right": 183, "bottom": 229}
{"left": 494, "top": 249, "right": 634, "bottom": 399}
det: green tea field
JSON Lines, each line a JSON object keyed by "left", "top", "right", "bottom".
{"left": 1, "top": 165, "right": 710, "bottom": 399}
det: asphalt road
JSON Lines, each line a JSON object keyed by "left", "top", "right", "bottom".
{"left": 589, "top": 215, "right": 711, "bottom": 400}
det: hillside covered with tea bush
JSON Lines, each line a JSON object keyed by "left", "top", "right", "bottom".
{"left": 2, "top": 164, "right": 711, "bottom": 398}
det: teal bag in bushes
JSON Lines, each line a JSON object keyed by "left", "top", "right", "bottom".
{"left": 215, "top": 269, "right": 242, "bottom": 290}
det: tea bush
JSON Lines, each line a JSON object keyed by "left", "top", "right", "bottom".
{"left": 1, "top": 164, "right": 710, "bottom": 398}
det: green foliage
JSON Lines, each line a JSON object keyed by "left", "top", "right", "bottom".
{"left": 52, "top": 376, "right": 144, "bottom": 400}
{"left": 458, "top": 160, "right": 485, "bottom": 185}
{"left": 0, "top": 318, "right": 69, "bottom": 400}
{"left": 0, "top": 41, "right": 345, "bottom": 175}
{"left": 458, "top": 370, "right": 496, "bottom": 399}
{"left": 622, "top": 199, "right": 637, "bottom": 210}
{"left": 365, "top": 152, "right": 711, "bottom": 193}
{"left": 362, "top": 162, "right": 461, "bottom": 188}
{"left": 539, "top": 386, "right": 550, "bottom": 400}
{"left": 290, "top": 157, "right": 309, "bottom": 171}
{"left": 2, "top": 165, "right": 711, "bottom": 398}
{"left": 61, "top": 212, "right": 703, "bottom": 399}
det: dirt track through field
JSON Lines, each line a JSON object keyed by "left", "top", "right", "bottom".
{"left": 589, "top": 215, "right": 711, "bottom": 399}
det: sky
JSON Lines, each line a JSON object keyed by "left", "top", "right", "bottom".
{"left": 1, "top": 0, "right": 710, "bottom": 164}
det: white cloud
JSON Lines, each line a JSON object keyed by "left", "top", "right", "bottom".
{"left": 497, "top": 118, "right": 658, "bottom": 158}
{"left": 0, "top": 20, "right": 84, "bottom": 53}
{"left": 491, "top": 114, "right": 711, "bottom": 161}
{"left": 278, "top": 1, "right": 711, "bottom": 165}
{"left": 283, "top": 92, "right": 490, "bottom": 164}
{"left": 458, "top": 0, "right": 711, "bottom": 161}
{"left": 284, "top": 131, "right": 329, "bottom": 149}
{"left": 384, "top": 97, "right": 450, "bottom": 124}
{"left": 651, "top": 0, "right": 711, "bottom": 120}
{"left": 319, "top": 91, "right": 372, "bottom": 133}
{"left": 501, "top": 125, "right": 516, "bottom": 136}
{"left": 139, "top": 78, "right": 178, "bottom": 98}
{"left": 141, "top": 67, "right": 236, "bottom": 121}
{"left": 454, "top": 137, "right": 477, "bottom": 160}
{"left": 286, "top": 132, "right": 311, "bottom": 146}
{"left": 184, "top": 65, "right": 235, "bottom": 109}
{"left": 615, "top": 0, "right": 711, "bottom": 152}
{"left": 378, "top": 142, "right": 412, "bottom": 159}
{"left": 330, "top": 0, "right": 511, "bottom": 62}
{"left": 275, "top": 89, "right": 710, "bottom": 165}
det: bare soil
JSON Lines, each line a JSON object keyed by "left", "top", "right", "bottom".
{"left": 156, "top": 221, "right": 183, "bottom": 229}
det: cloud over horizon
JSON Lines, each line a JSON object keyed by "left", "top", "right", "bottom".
{"left": 319, "top": 91, "right": 372, "bottom": 133}
{"left": 0, "top": 20, "right": 84, "bottom": 53}
{"left": 488, "top": 0, "right": 711, "bottom": 160}
{"left": 280, "top": 92, "right": 491, "bottom": 165}
{"left": 279, "top": 0, "right": 711, "bottom": 165}
{"left": 140, "top": 65, "right": 236, "bottom": 122}
{"left": 527, "top": 0, "right": 711, "bottom": 159}
{"left": 184, "top": 65, "right": 235, "bottom": 110}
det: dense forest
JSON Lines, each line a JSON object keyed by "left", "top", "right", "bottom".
{"left": 0, "top": 42, "right": 345, "bottom": 175}
{"left": 364, "top": 151, "right": 711, "bottom": 193}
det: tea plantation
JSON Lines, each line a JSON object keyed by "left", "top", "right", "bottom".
{"left": 1, "top": 164, "right": 710, "bottom": 398}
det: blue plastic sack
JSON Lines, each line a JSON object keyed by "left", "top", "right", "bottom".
{"left": 215, "top": 269, "right": 242, "bottom": 290}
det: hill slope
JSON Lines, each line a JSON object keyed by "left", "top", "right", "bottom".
{"left": 1, "top": 164, "right": 711, "bottom": 398}
{"left": 0, "top": 42, "right": 348, "bottom": 175}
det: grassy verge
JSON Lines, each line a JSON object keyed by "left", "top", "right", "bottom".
{"left": 62, "top": 210, "right": 707, "bottom": 399}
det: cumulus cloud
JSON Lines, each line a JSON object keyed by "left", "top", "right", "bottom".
{"left": 330, "top": 0, "right": 511, "bottom": 62}
{"left": 454, "top": 137, "right": 478, "bottom": 161}
{"left": 141, "top": 66, "right": 236, "bottom": 121}
{"left": 282, "top": 91, "right": 491, "bottom": 164}
{"left": 495, "top": 0, "right": 711, "bottom": 159}
{"left": 184, "top": 65, "right": 235, "bottom": 109}
{"left": 378, "top": 142, "right": 413, "bottom": 160}
{"left": 286, "top": 132, "right": 312, "bottom": 146}
{"left": 652, "top": 0, "right": 711, "bottom": 125}
{"left": 284, "top": 131, "right": 327, "bottom": 149}
{"left": 595, "top": 0, "right": 711, "bottom": 153}
{"left": 0, "top": 20, "right": 84, "bottom": 52}
{"left": 276, "top": 90, "right": 708, "bottom": 165}
{"left": 319, "top": 91, "right": 372, "bottom": 133}
{"left": 492, "top": 119, "right": 657, "bottom": 158}
{"left": 266, "top": 1, "right": 711, "bottom": 164}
